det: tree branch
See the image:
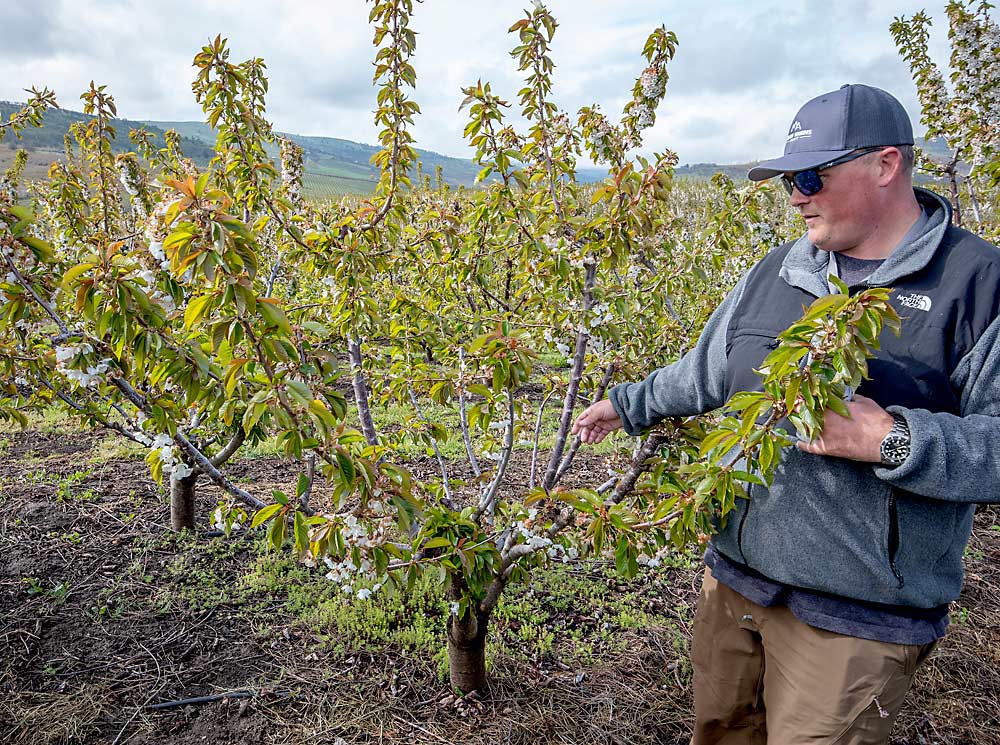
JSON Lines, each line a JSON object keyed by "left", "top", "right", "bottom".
{"left": 408, "top": 384, "right": 455, "bottom": 509}
{"left": 542, "top": 261, "right": 596, "bottom": 489}
{"left": 474, "top": 390, "right": 515, "bottom": 525}
{"left": 1, "top": 251, "right": 70, "bottom": 336}
{"left": 552, "top": 357, "right": 617, "bottom": 484}
{"left": 457, "top": 347, "right": 482, "bottom": 478}
{"left": 529, "top": 388, "right": 558, "bottom": 489}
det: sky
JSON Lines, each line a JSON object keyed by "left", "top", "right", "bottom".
{"left": 1, "top": 0, "right": 959, "bottom": 166}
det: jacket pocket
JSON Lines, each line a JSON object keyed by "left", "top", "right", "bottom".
{"left": 886, "top": 488, "right": 905, "bottom": 588}
{"left": 724, "top": 331, "right": 781, "bottom": 413}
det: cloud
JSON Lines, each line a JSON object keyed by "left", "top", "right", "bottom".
{"left": 0, "top": 3, "right": 60, "bottom": 57}
{"left": 675, "top": 115, "right": 730, "bottom": 141}
{"left": 0, "top": 0, "right": 961, "bottom": 164}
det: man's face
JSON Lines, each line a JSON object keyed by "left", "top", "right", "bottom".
{"left": 785, "top": 154, "right": 880, "bottom": 253}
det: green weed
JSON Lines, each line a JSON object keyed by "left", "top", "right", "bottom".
{"left": 55, "top": 470, "right": 98, "bottom": 502}
{"left": 22, "top": 576, "right": 70, "bottom": 606}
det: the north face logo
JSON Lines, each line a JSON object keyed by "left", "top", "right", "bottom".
{"left": 896, "top": 292, "right": 932, "bottom": 311}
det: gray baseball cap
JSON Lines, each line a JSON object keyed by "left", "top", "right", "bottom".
{"left": 747, "top": 84, "right": 914, "bottom": 181}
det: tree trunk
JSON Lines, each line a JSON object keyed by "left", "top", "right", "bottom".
{"left": 967, "top": 179, "right": 982, "bottom": 225}
{"left": 446, "top": 607, "right": 489, "bottom": 693}
{"left": 948, "top": 169, "right": 963, "bottom": 228}
{"left": 170, "top": 474, "right": 197, "bottom": 531}
{"left": 348, "top": 338, "right": 379, "bottom": 447}
{"left": 947, "top": 150, "right": 963, "bottom": 229}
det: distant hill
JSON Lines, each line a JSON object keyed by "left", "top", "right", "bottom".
{"left": 1, "top": 101, "right": 953, "bottom": 197}
{"left": 146, "top": 120, "right": 486, "bottom": 195}
{"left": 0, "top": 102, "right": 485, "bottom": 198}
{"left": 674, "top": 163, "right": 751, "bottom": 180}
{"left": 0, "top": 101, "right": 217, "bottom": 162}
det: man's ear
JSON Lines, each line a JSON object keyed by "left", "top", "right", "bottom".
{"left": 877, "top": 147, "right": 904, "bottom": 185}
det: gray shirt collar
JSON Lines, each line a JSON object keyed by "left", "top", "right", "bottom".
{"left": 779, "top": 187, "right": 952, "bottom": 297}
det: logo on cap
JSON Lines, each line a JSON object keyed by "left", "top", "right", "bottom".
{"left": 786, "top": 120, "right": 812, "bottom": 143}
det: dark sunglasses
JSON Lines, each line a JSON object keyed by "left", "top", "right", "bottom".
{"left": 780, "top": 146, "right": 887, "bottom": 196}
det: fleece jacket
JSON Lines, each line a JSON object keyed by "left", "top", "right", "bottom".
{"left": 609, "top": 188, "right": 1000, "bottom": 608}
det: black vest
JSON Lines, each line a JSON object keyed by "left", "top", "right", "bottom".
{"left": 724, "top": 226, "right": 1000, "bottom": 415}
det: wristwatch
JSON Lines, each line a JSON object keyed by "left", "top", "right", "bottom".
{"left": 879, "top": 413, "right": 911, "bottom": 467}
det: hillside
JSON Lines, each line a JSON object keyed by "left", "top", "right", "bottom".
{"left": 2, "top": 101, "right": 954, "bottom": 197}
{"left": 0, "top": 102, "right": 484, "bottom": 198}
{"left": 0, "top": 102, "right": 216, "bottom": 163}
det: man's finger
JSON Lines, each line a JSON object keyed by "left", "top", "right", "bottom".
{"left": 796, "top": 438, "right": 817, "bottom": 453}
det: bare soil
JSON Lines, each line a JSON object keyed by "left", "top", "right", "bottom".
{"left": 1, "top": 428, "right": 998, "bottom": 744}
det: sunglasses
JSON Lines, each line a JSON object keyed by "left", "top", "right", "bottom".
{"left": 780, "top": 146, "right": 887, "bottom": 196}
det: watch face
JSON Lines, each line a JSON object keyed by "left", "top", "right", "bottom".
{"left": 881, "top": 436, "right": 909, "bottom": 464}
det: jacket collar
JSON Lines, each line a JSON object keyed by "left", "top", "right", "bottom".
{"left": 779, "top": 187, "right": 952, "bottom": 297}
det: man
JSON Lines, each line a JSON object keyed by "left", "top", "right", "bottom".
{"left": 572, "top": 84, "right": 1000, "bottom": 744}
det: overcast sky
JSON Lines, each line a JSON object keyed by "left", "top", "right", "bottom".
{"left": 1, "top": 0, "right": 959, "bottom": 165}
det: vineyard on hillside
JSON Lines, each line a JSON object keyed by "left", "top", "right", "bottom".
{"left": 1, "top": 1, "right": 999, "bottom": 743}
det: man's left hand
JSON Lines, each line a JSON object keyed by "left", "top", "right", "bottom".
{"left": 795, "top": 394, "right": 895, "bottom": 463}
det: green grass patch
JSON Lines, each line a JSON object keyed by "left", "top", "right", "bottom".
{"left": 238, "top": 542, "right": 696, "bottom": 680}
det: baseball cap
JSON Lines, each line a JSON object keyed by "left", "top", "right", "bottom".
{"left": 747, "top": 84, "right": 914, "bottom": 181}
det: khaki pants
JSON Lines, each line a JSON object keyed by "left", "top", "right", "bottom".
{"left": 691, "top": 568, "right": 937, "bottom": 745}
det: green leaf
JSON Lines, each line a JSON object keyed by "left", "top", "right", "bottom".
{"left": 423, "top": 536, "right": 452, "bottom": 550}
{"left": 828, "top": 274, "right": 849, "bottom": 295}
{"left": 592, "top": 516, "right": 604, "bottom": 556}
{"left": 60, "top": 263, "right": 95, "bottom": 289}
{"left": 293, "top": 510, "right": 309, "bottom": 554}
{"left": 258, "top": 298, "right": 291, "bottom": 333}
{"left": 184, "top": 293, "right": 214, "bottom": 329}
{"left": 827, "top": 395, "right": 851, "bottom": 418}
{"left": 336, "top": 450, "right": 356, "bottom": 484}
{"left": 20, "top": 235, "right": 54, "bottom": 262}
{"left": 784, "top": 376, "right": 802, "bottom": 412}
{"left": 286, "top": 379, "right": 312, "bottom": 407}
{"left": 268, "top": 513, "right": 287, "bottom": 549}
{"left": 250, "top": 502, "right": 282, "bottom": 529}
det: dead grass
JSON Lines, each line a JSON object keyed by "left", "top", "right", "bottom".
{"left": 1, "top": 428, "right": 998, "bottom": 745}
{"left": 4, "top": 685, "right": 115, "bottom": 745}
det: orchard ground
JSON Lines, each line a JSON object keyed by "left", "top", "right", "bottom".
{"left": 2, "top": 412, "right": 999, "bottom": 745}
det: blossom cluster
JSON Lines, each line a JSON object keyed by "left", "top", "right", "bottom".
{"left": 144, "top": 195, "right": 173, "bottom": 272}
{"left": 639, "top": 66, "right": 666, "bottom": 100}
{"left": 633, "top": 103, "right": 654, "bottom": 130}
{"left": 146, "top": 432, "right": 194, "bottom": 482}
{"left": 211, "top": 502, "right": 247, "bottom": 534}
{"left": 279, "top": 136, "right": 305, "bottom": 208}
{"left": 319, "top": 513, "right": 391, "bottom": 600}
{"left": 0, "top": 176, "right": 15, "bottom": 204}
{"left": 54, "top": 343, "right": 112, "bottom": 388}
{"left": 582, "top": 110, "right": 616, "bottom": 165}
{"left": 117, "top": 159, "right": 144, "bottom": 200}
{"left": 588, "top": 301, "right": 616, "bottom": 329}
{"left": 513, "top": 509, "right": 581, "bottom": 564}
{"left": 948, "top": 3, "right": 1000, "bottom": 168}
{"left": 135, "top": 269, "right": 177, "bottom": 315}
{"left": 542, "top": 327, "right": 572, "bottom": 357}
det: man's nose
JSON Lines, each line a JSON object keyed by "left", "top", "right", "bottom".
{"left": 789, "top": 183, "right": 809, "bottom": 206}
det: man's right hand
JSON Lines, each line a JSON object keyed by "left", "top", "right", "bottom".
{"left": 572, "top": 398, "right": 623, "bottom": 444}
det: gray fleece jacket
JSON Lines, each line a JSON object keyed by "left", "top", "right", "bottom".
{"left": 609, "top": 188, "right": 1000, "bottom": 609}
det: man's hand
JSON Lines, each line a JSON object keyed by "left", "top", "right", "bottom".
{"left": 795, "top": 394, "right": 895, "bottom": 463}
{"left": 573, "top": 398, "right": 623, "bottom": 445}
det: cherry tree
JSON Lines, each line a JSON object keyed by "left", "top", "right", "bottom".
{"left": 0, "top": 0, "right": 902, "bottom": 693}
{"left": 892, "top": 0, "right": 1000, "bottom": 236}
